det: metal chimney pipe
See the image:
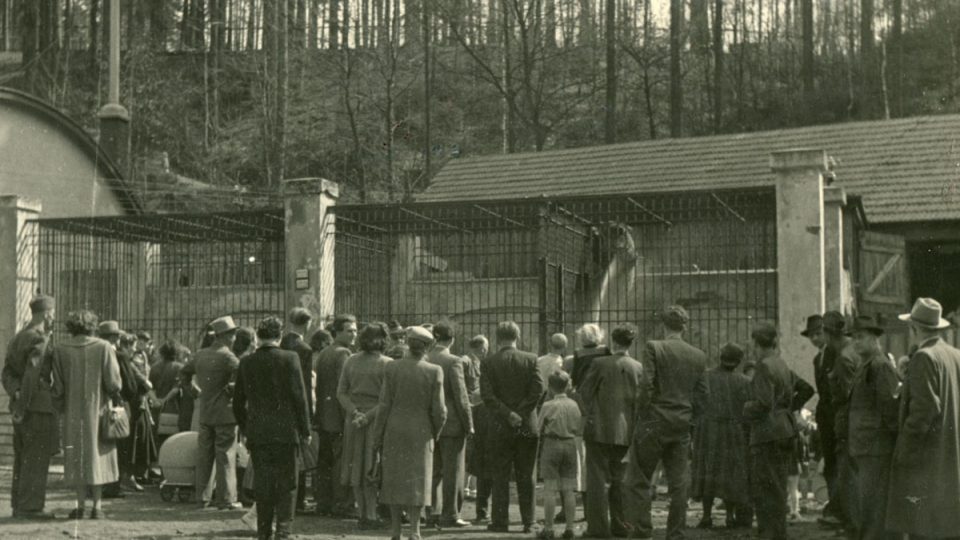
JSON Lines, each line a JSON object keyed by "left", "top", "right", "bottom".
{"left": 108, "top": 0, "right": 120, "bottom": 105}
{"left": 98, "top": 0, "right": 131, "bottom": 179}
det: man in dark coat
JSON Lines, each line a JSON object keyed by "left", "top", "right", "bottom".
{"left": 193, "top": 315, "right": 241, "bottom": 510}
{"left": 801, "top": 314, "right": 843, "bottom": 528}
{"left": 2, "top": 295, "right": 57, "bottom": 520}
{"left": 847, "top": 316, "right": 900, "bottom": 540}
{"left": 480, "top": 321, "right": 543, "bottom": 533}
{"left": 313, "top": 314, "right": 357, "bottom": 517}
{"left": 427, "top": 321, "right": 474, "bottom": 527}
{"left": 234, "top": 316, "right": 311, "bottom": 540}
{"left": 281, "top": 306, "right": 314, "bottom": 512}
{"left": 579, "top": 324, "right": 646, "bottom": 538}
{"left": 886, "top": 298, "right": 960, "bottom": 540}
{"left": 623, "top": 305, "right": 706, "bottom": 540}
{"left": 823, "top": 310, "right": 860, "bottom": 535}
{"left": 743, "top": 322, "right": 812, "bottom": 540}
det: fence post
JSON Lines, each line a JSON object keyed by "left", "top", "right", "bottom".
{"left": 823, "top": 186, "right": 850, "bottom": 314}
{"left": 0, "top": 195, "right": 41, "bottom": 465}
{"left": 282, "top": 178, "right": 340, "bottom": 323}
{"left": 771, "top": 149, "right": 828, "bottom": 386}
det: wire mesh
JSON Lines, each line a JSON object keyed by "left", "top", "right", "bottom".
{"left": 329, "top": 188, "right": 778, "bottom": 360}
{"left": 29, "top": 210, "right": 285, "bottom": 351}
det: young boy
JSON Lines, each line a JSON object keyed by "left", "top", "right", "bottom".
{"left": 538, "top": 370, "right": 582, "bottom": 539}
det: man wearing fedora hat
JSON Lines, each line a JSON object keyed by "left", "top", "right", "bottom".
{"left": 193, "top": 315, "right": 242, "bottom": 510}
{"left": 820, "top": 311, "right": 859, "bottom": 534}
{"left": 801, "top": 314, "right": 842, "bottom": 527}
{"left": 2, "top": 295, "right": 57, "bottom": 520}
{"left": 847, "top": 315, "right": 900, "bottom": 540}
{"left": 886, "top": 298, "right": 960, "bottom": 540}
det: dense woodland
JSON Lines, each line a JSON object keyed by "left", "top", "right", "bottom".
{"left": 0, "top": 0, "right": 958, "bottom": 204}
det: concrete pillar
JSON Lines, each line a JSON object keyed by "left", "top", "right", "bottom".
{"left": 771, "top": 149, "right": 828, "bottom": 384}
{"left": 0, "top": 196, "right": 41, "bottom": 465}
{"left": 824, "top": 186, "right": 850, "bottom": 314}
{"left": 283, "top": 178, "right": 339, "bottom": 322}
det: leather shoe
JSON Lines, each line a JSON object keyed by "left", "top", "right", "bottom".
{"left": 440, "top": 518, "right": 471, "bottom": 528}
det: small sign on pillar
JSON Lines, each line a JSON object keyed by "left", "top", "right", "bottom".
{"left": 295, "top": 268, "right": 309, "bottom": 290}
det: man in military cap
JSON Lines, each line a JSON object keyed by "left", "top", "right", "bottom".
{"left": 2, "top": 295, "right": 57, "bottom": 519}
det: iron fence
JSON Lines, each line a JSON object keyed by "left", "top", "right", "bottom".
{"left": 28, "top": 210, "right": 285, "bottom": 351}
{"left": 330, "top": 187, "right": 778, "bottom": 360}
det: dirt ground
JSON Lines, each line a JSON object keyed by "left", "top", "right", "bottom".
{"left": 0, "top": 470, "right": 837, "bottom": 540}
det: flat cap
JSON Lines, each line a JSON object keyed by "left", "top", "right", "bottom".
{"left": 98, "top": 320, "right": 121, "bottom": 336}
{"left": 406, "top": 326, "right": 434, "bottom": 344}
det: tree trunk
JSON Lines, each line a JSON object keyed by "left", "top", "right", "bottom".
{"left": 90, "top": 0, "right": 99, "bottom": 61}
{"left": 329, "top": 0, "right": 340, "bottom": 48}
{"left": 342, "top": 0, "right": 349, "bottom": 48}
{"left": 889, "top": 0, "right": 902, "bottom": 117}
{"left": 801, "top": 0, "right": 813, "bottom": 103}
{"left": 544, "top": 0, "right": 556, "bottom": 48}
{"left": 860, "top": 0, "right": 875, "bottom": 118}
{"left": 669, "top": 0, "right": 683, "bottom": 137}
{"left": 278, "top": 0, "right": 288, "bottom": 181}
{"left": 308, "top": 0, "right": 319, "bottom": 47}
{"left": 578, "top": 0, "right": 592, "bottom": 46}
{"left": 501, "top": 0, "right": 513, "bottom": 153}
{"left": 604, "top": 0, "right": 615, "bottom": 142}
{"left": 713, "top": 0, "right": 723, "bottom": 133}
{"left": 247, "top": 0, "right": 257, "bottom": 50}
{"left": 421, "top": 0, "right": 431, "bottom": 195}
{"left": 690, "top": 0, "right": 709, "bottom": 52}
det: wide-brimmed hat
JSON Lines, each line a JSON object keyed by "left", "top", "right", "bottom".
{"left": 800, "top": 314, "right": 823, "bottom": 337}
{"left": 406, "top": 326, "right": 434, "bottom": 344}
{"left": 899, "top": 298, "right": 951, "bottom": 330}
{"left": 98, "top": 320, "right": 121, "bottom": 337}
{"left": 210, "top": 316, "right": 239, "bottom": 335}
{"left": 822, "top": 311, "right": 849, "bottom": 335}
{"left": 850, "top": 316, "right": 884, "bottom": 336}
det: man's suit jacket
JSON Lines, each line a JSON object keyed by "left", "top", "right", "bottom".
{"left": 233, "top": 344, "right": 310, "bottom": 446}
{"left": 639, "top": 335, "right": 707, "bottom": 440}
{"left": 480, "top": 345, "right": 542, "bottom": 438}
{"left": 428, "top": 345, "right": 474, "bottom": 438}
{"left": 580, "top": 351, "right": 647, "bottom": 446}
{"left": 193, "top": 345, "right": 240, "bottom": 425}
{"left": 744, "top": 352, "right": 803, "bottom": 446}
{"left": 315, "top": 344, "right": 351, "bottom": 433}
{"left": 2, "top": 322, "right": 54, "bottom": 415}
{"left": 281, "top": 332, "right": 314, "bottom": 415}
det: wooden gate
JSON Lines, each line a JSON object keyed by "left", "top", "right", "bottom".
{"left": 859, "top": 231, "right": 910, "bottom": 318}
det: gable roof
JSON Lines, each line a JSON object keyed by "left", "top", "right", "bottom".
{"left": 420, "top": 115, "right": 960, "bottom": 224}
{"left": 0, "top": 87, "right": 142, "bottom": 214}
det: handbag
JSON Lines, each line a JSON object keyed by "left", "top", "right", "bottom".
{"left": 100, "top": 397, "right": 131, "bottom": 442}
{"left": 157, "top": 412, "right": 179, "bottom": 435}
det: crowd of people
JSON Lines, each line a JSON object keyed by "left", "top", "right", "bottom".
{"left": 4, "top": 294, "right": 960, "bottom": 540}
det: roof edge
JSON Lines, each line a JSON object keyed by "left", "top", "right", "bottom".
{"left": 0, "top": 87, "right": 143, "bottom": 214}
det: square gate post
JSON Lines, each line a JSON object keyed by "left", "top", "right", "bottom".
{"left": 283, "top": 178, "right": 339, "bottom": 324}
{"left": 771, "top": 149, "right": 828, "bottom": 385}
{"left": 0, "top": 195, "right": 41, "bottom": 465}
{"left": 824, "top": 186, "right": 851, "bottom": 314}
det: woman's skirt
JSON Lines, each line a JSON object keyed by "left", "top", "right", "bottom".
{"left": 340, "top": 415, "right": 377, "bottom": 487}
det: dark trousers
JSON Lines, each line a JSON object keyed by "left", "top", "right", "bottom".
{"left": 250, "top": 444, "right": 299, "bottom": 539}
{"left": 624, "top": 429, "right": 690, "bottom": 540}
{"left": 852, "top": 454, "right": 898, "bottom": 540}
{"left": 196, "top": 423, "right": 238, "bottom": 506}
{"left": 819, "top": 419, "right": 839, "bottom": 512}
{"left": 476, "top": 475, "right": 492, "bottom": 518}
{"left": 836, "top": 440, "right": 860, "bottom": 534}
{"left": 431, "top": 435, "right": 467, "bottom": 520}
{"left": 315, "top": 429, "right": 349, "bottom": 514}
{"left": 490, "top": 433, "right": 538, "bottom": 529}
{"left": 749, "top": 440, "right": 792, "bottom": 540}
{"left": 584, "top": 441, "right": 629, "bottom": 537}
{"left": 11, "top": 412, "right": 55, "bottom": 514}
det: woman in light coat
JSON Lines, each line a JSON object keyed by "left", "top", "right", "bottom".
{"left": 51, "top": 310, "right": 122, "bottom": 519}
{"left": 337, "top": 322, "right": 392, "bottom": 528}
{"left": 373, "top": 326, "right": 446, "bottom": 540}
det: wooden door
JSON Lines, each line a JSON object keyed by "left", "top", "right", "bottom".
{"left": 859, "top": 231, "right": 909, "bottom": 318}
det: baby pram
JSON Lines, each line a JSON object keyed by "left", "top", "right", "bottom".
{"left": 158, "top": 431, "right": 251, "bottom": 504}
{"left": 158, "top": 431, "right": 198, "bottom": 502}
